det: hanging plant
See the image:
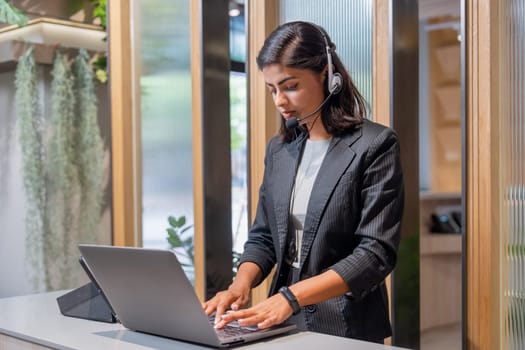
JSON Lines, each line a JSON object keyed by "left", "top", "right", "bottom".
{"left": 46, "top": 50, "right": 80, "bottom": 290}
{"left": 90, "top": 0, "right": 108, "bottom": 83}
{"left": 73, "top": 49, "right": 106, "bottom": 245}
{"left": 0, "top": 0, "right": 28, "bottom": 26}
{"left": 15, "top": 47, "right": 108, "bottom": 291}
{"left": 15, "top": 46, "right": 46, "bottom": 291}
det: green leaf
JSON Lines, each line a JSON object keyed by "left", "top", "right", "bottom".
{"left": 91, "top": 0, "right": 107, "bottom": 30}
{"left": 0, "top": 0, "right": 29, "bottom": 26}
{"left": 166, "top": 214, "right": 194, "bottom": 266}
{"left": 180, "top": 225, "right": 192, "bottom": 235}
{"left": 93, "top": 55, "right": 107, "bottom": 70}
{"left": 182, "top": 236, "right": 193, "bottom": 246}
{"left": 166, "top": 227, "right": 176, "bottom": 237}
{"left": 167, "top": 229, "right": 182, "bottom": 246}
{"left": 168, "top": 216, "right": 179, "bottom": 228}
{"left": 177, "top": 216, "right": 186, "bottom": 227}
{"left": 167, "top": 236, "right": 182, "bottom": 248}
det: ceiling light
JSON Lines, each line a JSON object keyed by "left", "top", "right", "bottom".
{"left": 229, "top": 8, "right": 241, "bottom": 17}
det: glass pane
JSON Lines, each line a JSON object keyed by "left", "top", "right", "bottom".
{"left": 134, "top": 1, "right": 194, "bottom": 281}
{"left": 230, "top": 9, "right": 246, "bottom": 63}
{"left": 418, "top": 14, "right": 462, "bottom": 349}
{"left": 229, "top": 3, "right": 248, "bottom": 266}
{"left": 230, "top": 72, "right": 248, "bottom": 256}
{"left": 499, "top": 1, "right": 525, "bottom": 348}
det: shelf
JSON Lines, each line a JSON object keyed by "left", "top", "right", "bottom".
{"left": 420, "top": 191, "right": 461, "bottom": 200}
{"left": 420, "top": 233, "right": 462, "bottom": 256}
{"left": 420, "top": 191, "right": 462, "bottom": 256}
{"left": 0, "top": 18, "right": 106, "bottom": 72}
{"left": 0, "top": 18, "right": 106, "bottom": 56}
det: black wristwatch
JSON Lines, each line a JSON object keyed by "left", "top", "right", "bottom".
{"left": 279, "top": 286, "right": 301, "bottom": 315}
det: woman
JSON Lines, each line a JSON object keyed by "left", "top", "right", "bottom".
{"left": 203, "top": 21, "right": 404, "bottom": 343}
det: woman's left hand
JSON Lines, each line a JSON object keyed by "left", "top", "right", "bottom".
{"left": 215, "top": 292, "right": 294, "bottom": 329}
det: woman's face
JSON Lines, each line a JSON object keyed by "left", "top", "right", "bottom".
{"left": 262, "top": 64, "right": 326, "bottom": 123}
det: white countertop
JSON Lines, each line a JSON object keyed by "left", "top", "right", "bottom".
{"left": 0, "top": 291, "right": 410, "bottom": 350}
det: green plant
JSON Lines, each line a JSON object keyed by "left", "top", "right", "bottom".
{"left": 73, "top": 49, "right": 106, "bottom": 245}
{"left": 93, "top": 54, "right": 107, "bottom": 83}
{"left": 46, "top": 50, "right": 79, "bottom": 290}
{"left": 90, "top": 0, "right": 107, "bottom": 83}
{"left": 0, "top": 0, "right": 28, "bottom": 26}
{"left": 166, "top": 215, "right": 194, "bottom": 267}
{"left": 91, "top": 0, "right": 106, "bottom": 30}
{"left": 15, "top": 46, "right": 108, "bottom": 291}
{"left": 165, "top": 215, "right": 243, "bottom": 275}
{"left": 15, "top": 46, "right": 46, "bottom": 291}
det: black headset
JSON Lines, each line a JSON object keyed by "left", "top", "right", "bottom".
{"left": 284, "top": 25, "right": 344, "bottom": 130}
{"left": 316, "top": 25, "right": 343, "bottom": 95}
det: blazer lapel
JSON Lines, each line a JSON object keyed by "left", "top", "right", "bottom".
{"left": 299, "top": 127, "right": 363, "bottom": 269}
{"left": 272, "top": 135, "right": 305, "bottom": 261}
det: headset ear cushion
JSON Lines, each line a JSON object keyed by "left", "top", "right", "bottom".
{"left": 330, "top": 73, "right": 343, "bottom": 94}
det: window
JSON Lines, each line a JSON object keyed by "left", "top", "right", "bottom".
{"left": 229, "top": 1, "right": 248, "bottom": 256}
{"left": 135, "top": 1, "right": 194, "bottom": 278}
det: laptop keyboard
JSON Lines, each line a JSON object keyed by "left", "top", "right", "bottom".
{"left": 209, "top": 316, "right": 260, "bottom": 339}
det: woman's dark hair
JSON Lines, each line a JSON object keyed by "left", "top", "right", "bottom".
{"left": 257, "top": 21, "right": 367, "bottom": 142}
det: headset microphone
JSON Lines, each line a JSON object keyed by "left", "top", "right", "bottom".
{"left": 285, "top": 92, "right": 333, "bottom": 130}
{"left": 285, "top": 25, "right": 343, "bottom": 130}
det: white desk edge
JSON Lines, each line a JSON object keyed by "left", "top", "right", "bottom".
{"left": 0, "top": 291, "right": 411, "bottom": 350}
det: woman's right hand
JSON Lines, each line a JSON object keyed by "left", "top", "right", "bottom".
{"left": 202, "top": 284, "right": 251, "bottom": 326}
{"left": 202, "top": 262, "right": 262, "bottom": 326}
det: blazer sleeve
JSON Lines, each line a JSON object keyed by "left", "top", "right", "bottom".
{"left": 238, "top": 138, "right": 278, "bottom": 281}
{"left": 330, "top": 127, "right": 404, "bottom": 302}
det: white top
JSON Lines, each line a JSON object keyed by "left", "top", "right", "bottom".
{"left": 0, "top": 291, "right": 409, "bottom": 350}
{"left": 290, "top": 138, "right": 331, "bottom": 267}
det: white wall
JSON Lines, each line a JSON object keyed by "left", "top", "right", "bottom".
{"left": 0, "top": 69, "right": 34, "bottom": 297}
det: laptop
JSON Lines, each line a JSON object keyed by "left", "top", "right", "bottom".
{"left": 78, "top": 244, "right": 296, "bottom": 347}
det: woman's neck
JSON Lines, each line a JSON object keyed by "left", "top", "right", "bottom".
{"left": 304, "top": 115, "right": 331, "bottom": 141}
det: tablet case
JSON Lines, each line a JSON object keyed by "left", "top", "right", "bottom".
{"left": 56, "top": 257, "right": 117, "bottom": 323}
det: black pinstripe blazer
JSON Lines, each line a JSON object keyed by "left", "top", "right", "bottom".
{"left": 240, "top": 119, "right": 404, "bottom": 342}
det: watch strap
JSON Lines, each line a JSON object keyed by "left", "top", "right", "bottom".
{"left": 278, "top": 286, "right": 301, "bottom": 315}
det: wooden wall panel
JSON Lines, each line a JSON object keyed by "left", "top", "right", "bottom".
{"left": 373, "top": 0, "right": 392, "bottom": 345}
{"left": 247, "top": 0, "right": 279, "bottom": 306}
{"left": 190, "top": 0, "right": 205, "bottom": 303}
{"left": 108, "top": 0, "right": 142, "bottom": 247}
{"left": 373, "top": 0, "right": 390, "bottom": 127}
{"left": 465, "top": 0, "right": 501, "bottom": 349}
